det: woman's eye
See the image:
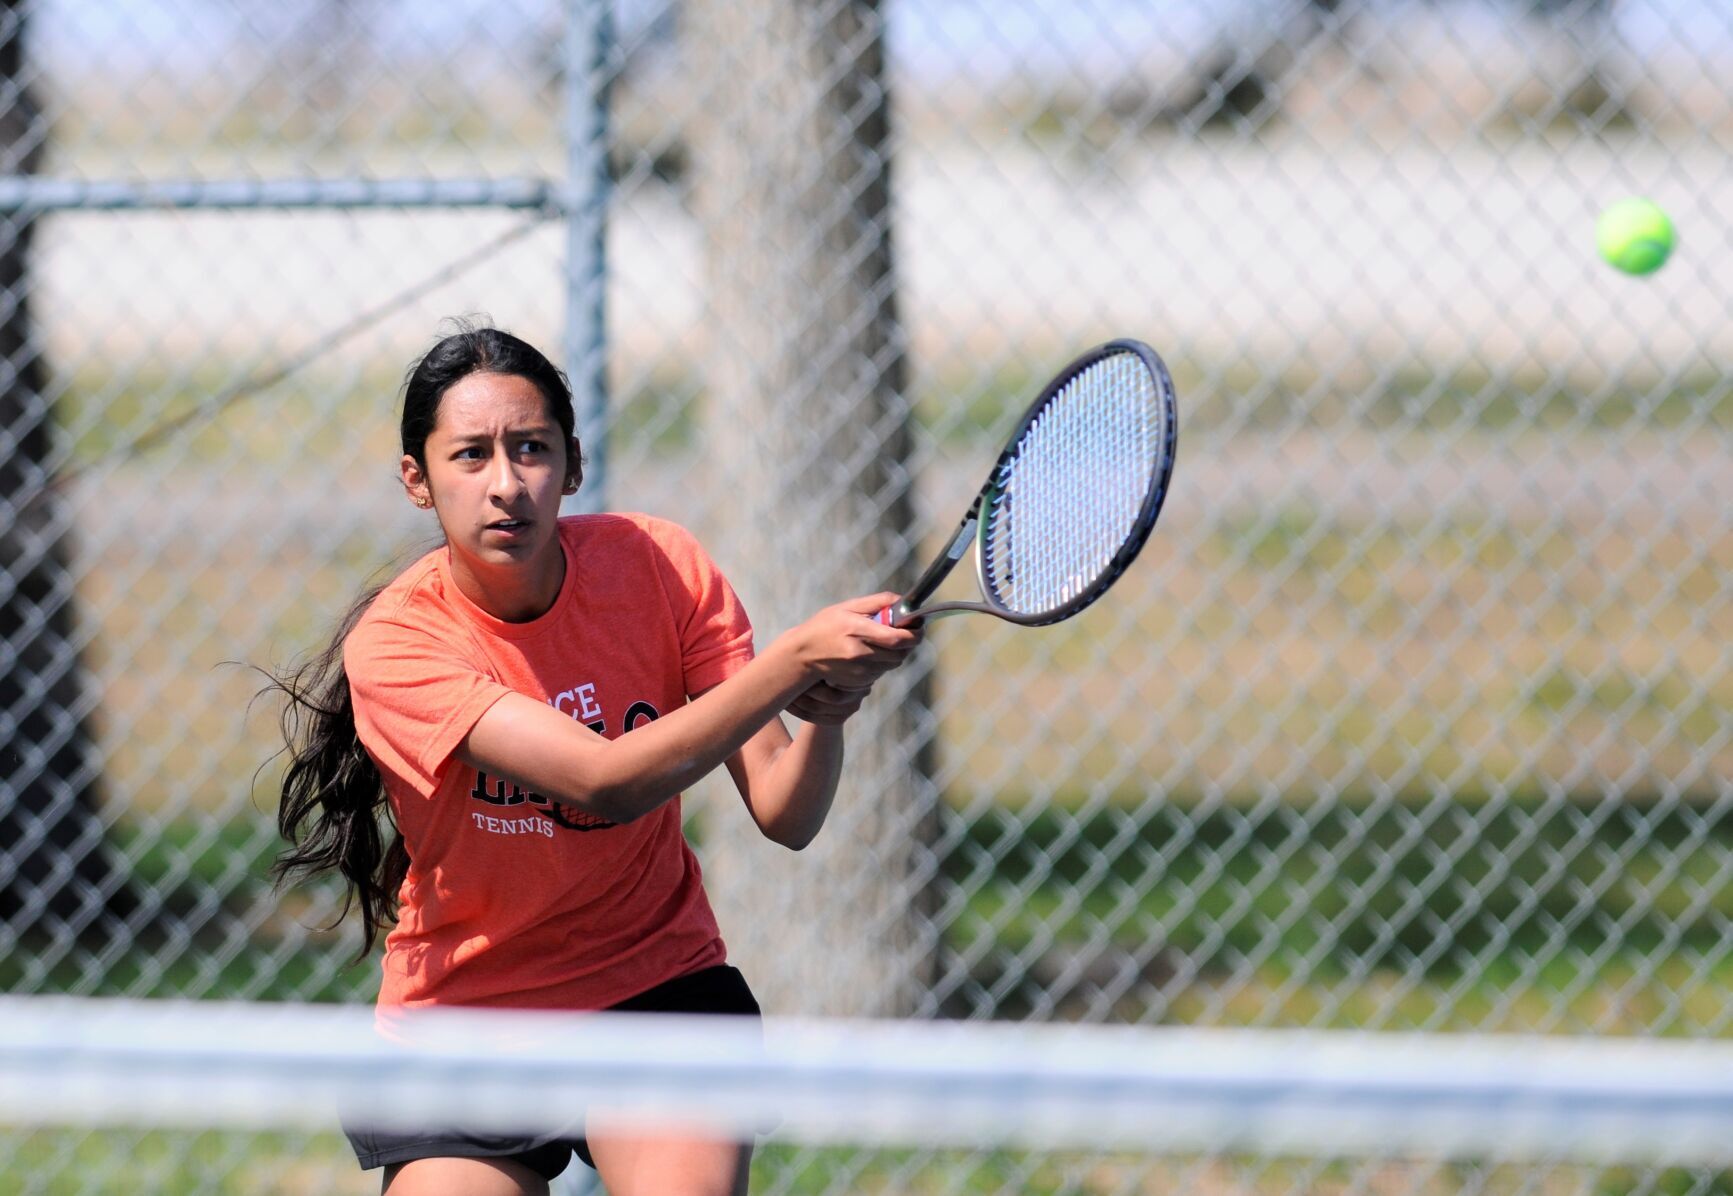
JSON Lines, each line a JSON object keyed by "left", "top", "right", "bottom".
{"left": 518, "top": 440, "right": 546, "bottom": 455}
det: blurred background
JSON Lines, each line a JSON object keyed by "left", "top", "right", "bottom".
{"left": 1, "top": 0, "right": 1730, "bottom": 1191}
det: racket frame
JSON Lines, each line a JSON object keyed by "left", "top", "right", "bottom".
{"left": 883, "top": 337, "right": 1177, "bottom": 627}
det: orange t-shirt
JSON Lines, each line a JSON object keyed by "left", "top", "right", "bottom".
{"left": 344, "top": 513, "right": 755, "bottom": 1011}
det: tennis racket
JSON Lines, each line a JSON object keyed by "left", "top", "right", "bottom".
{"left": 877, "top": 338, "right": 1178, "bottom": 628}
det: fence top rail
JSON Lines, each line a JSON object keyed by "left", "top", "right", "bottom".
{"left": 0, "top": 176, "right": 560, "bottom": 212}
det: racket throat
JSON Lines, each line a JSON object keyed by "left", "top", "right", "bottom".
{"left": 943, "top": 516, "right": 977, "bottom": 563}
{"left": 905, "top": 517, "right": 976, "bottom": 605}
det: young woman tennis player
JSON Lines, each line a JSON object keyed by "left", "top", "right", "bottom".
{"left": 273, "top": 325, "right": 921, "bottom": 1196}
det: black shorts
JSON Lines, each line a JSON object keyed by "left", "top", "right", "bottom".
{"left": 343, "top": 964, "right": 761, "bottom": 1180}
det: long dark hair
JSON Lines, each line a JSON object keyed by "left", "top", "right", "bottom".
{"left": 271, "top": 323, "right": 578, "bottom": 956}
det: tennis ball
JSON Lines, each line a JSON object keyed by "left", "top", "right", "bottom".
{"left": 1596, "top": 197, "right": 1675, "bottom": 276}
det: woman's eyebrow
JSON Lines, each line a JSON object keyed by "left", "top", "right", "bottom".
{"left": 444, "top": 423, "right": 556, "bottom": 442}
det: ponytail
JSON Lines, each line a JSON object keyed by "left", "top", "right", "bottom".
{"left": 268, "top": 582, "right": 404, "bottom": 958}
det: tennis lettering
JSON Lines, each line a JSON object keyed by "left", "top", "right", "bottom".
{"left": 470, "top": 811, "right": 556, "bottom": 838}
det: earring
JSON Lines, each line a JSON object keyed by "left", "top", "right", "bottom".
{"left": 415, "top": 497, "right": 431, "bottom": 509}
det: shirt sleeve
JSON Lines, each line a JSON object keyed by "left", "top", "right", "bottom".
{"left": 344, "top": 616, "right": 514, "bottom": 797}
{"left": 645, "top": 519, "right": 756, "bottom": 696}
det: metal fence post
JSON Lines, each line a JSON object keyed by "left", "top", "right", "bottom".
{"left": 562, "top": 0, "right": 612, "bottom": 518}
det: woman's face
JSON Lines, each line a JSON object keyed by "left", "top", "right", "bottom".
{"left": 402, "top": 371, "right": 579, "bottom": 575}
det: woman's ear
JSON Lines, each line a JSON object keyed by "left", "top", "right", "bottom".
{"left": 401, "top": 454, "right": 433, "bottom": 509}
{"left": 563, "top": 441, "right": 583, "bottom": 495}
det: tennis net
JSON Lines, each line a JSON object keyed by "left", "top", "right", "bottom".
{"left": 3, "top": 996, "right": 1731, "bottom": 1172}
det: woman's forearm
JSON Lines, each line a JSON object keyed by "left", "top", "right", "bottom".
{"left": 461, "top": 637, "right": 817, "bottom": 823}
{"left": 461, "top": 596, "right": 918, "bottom": 827}
{"left": 743, "top": 723, "right": 847, "bottom": 850}
{"left": 589, "top": 643, "right": 820, "bottom": 818}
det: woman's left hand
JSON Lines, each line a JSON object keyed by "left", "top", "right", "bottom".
{"left": 786, "top": 680, "right": 872, "bottom": 725}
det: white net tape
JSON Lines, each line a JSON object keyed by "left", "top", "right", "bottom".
{"left": 2, "top": 998, "right": 1729, "bottom": 1167}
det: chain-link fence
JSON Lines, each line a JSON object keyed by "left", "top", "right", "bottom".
{"left": 2, "top": 0, "right": 1730, "bottom": 1191}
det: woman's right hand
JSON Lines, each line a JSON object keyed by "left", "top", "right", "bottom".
{"left": 780, "top": 592, "right": 923, "bottom": 691}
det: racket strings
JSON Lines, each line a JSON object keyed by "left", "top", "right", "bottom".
{"left": 983, "top": 352, "right": 1165, "bottom": 615}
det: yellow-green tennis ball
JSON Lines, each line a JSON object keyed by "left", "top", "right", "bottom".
{"left": 1596, "top": 197, "right": 1675, "bottom": 276}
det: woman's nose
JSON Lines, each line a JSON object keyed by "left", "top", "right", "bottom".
{"left": 488, "top": 453, "right": 525, "bottom": 498}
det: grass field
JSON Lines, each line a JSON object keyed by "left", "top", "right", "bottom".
{"left": 936, "top": 513, "right": 1733, "bottom": 799}
{"left": 5, "top": 1129, "right": 1729, "bottom": 1195}
{"left": 0, "top": 1128, "right": 366, "bottom": 1196}
{"left": 7, "top": 793, "right": 1727, "bottom": 1037}
{"left": 941, "top": 796, "right": 1733, "bottom": 1033}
